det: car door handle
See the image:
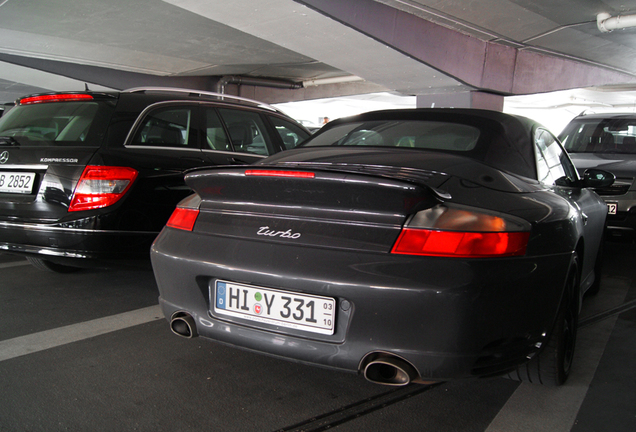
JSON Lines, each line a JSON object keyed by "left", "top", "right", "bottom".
{"left": 180, "top": 157, "right": 207, "bottom": 163}
{"left": 228, "top": 157, "right": 251, "bottom": 164}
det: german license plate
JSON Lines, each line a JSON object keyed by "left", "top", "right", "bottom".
{"left": 607, "top": 202, "right": 618, "bottom": 215}
{"left": 213, "top": 280, "right": 336, "bottom": 335}
{"left": 0, "top": 172, "right": 35, "bottom": 194}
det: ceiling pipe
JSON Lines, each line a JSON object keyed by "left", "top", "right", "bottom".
{"left": 215, "top": 75, "right": 303, "bottom": 94}
{"left": 302, "top": 75, "right": 364, "bottom": 87}
{"left": 215, "top": 75, "right": 364, "bottom": 94}
{"left": 597, "top": 12, "right": 636, "bottom": 33}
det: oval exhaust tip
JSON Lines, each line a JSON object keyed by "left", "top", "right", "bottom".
{"left": 363, "top": 355, "right": 418, "bottom": 386}
{"left": 170, "top": 313, "right": 198, "bottom": 338}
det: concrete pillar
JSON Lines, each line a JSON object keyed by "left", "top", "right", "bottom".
{"left": 416, "top": 91, "right": 504, "bottom": 111}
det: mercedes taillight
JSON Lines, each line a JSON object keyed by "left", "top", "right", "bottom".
{"left": 69, "top": 166, "right": 138, "bottom": 212}
{"left": 19, "top": 94, "right": 95, "bottom": 105}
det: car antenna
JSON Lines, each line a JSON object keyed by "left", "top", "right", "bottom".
{"left": 84, "top": 83, "right": 90, "bottom": 91}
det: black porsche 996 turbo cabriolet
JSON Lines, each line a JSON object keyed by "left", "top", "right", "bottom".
{"left": 151, "top": 108, "right": 614, "bottom": 387}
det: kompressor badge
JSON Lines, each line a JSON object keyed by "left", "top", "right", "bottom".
{"left": 40, "top": 158, "right": 79, "bottom": 163}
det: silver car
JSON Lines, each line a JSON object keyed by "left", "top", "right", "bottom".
{"left": 559, "top": 113, "right": 636, "bottom": 239}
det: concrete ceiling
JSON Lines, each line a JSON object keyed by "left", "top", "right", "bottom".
{"left": 0, "top": 0, "right": 635, "bottom": 105}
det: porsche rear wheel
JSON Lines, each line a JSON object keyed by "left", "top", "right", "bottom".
{"left": 508, "top": 255, "right": 580, "bottom": 386}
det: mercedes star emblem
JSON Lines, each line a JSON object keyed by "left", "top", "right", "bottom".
{"left": 0, "top": 150, "right": 9, "bottom": 164}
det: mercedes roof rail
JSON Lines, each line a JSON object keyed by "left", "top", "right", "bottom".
{"left": 123, "top": 87, "right": 282, "bottom": 113}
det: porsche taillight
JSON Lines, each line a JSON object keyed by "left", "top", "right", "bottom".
{"left": 165, "top": 194, "right": 202, "bottom": 231}
{"left": 166, "top": 208, "right": 199, "bottom": 231}
{"left": 69, "top": 166, "right": 138, "bottom": 212}
{"left": 391, "top": 204, "right": 531, "bottom": 258}
{"left": 245, "top": 169, "right": 315, "bottom": 178}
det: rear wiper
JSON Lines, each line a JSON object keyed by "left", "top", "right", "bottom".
{"left": 0, "top": 136, "right": 19, "bottom": 146}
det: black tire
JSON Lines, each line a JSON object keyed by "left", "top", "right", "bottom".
{"left": 508, "top": 255, "right": 579, "bottom": 386}
{"left": 26, "top": 256, "right": 81, "bottom": 273}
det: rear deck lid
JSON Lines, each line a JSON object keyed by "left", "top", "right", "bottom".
{"left": 184, "top": 165, "right": 441, "bottom": 252}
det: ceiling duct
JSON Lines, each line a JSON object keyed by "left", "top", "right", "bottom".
{"left": 215, "top": 75, "right": 364, "bottom": 94}
{"left": 597, "top": 13, "right": 636, "bottom": 33}
{"left": 215, "top": 76, "right": 303, "bottom": 94}
{"left": 302, "top": 76, "right": 364, "bottom": 87}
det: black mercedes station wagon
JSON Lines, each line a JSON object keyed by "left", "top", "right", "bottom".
{"left": 0, "top": 88, "right": 310, "bottom": 271}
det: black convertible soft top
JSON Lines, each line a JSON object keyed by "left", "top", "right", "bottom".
{"left": 297, "top": 108, "right": 539, "bottom": 179}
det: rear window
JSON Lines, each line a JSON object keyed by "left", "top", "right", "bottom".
{"left": 302, "top": 120, "right": 480, "bottom": 151}
{"left": 0, "top": 101, "right": 114, "bottom": 147}
{"left": 559, "top": 117, "right": 636, "bottom": 154}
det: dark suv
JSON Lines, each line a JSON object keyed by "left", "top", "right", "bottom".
{"left": 559, "top": 112, "right": 636, "bottom": 239}
{"left": 0, "top": 87, "right": 310, "bottom": 271}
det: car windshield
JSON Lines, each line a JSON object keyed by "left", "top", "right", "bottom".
{"left": 559, "top": 117, "right": 636, "bottom": 154}
{"left": 0, "top": 101, "right": 114, "bottom": 147}
{"left": 302, "top": 120, "right": 480, "bottom": 151}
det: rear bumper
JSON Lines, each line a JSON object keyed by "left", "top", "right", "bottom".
{"left": 0, "top": 219, "right": 158, "bottom": 265}
{"left": 151, "top": 227, "right": 572, "bottom": 381}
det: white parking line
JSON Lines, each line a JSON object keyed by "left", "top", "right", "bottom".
{"left": 0, "top": 305, "right": 163, "bottom": 362}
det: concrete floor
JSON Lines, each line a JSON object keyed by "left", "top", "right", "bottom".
{"left": 0, "top": 240, "right": 634, "bottom": 431}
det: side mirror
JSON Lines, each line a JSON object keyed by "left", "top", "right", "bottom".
{"left": 583, "top": 168, "right": 615, "bottom": 188}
